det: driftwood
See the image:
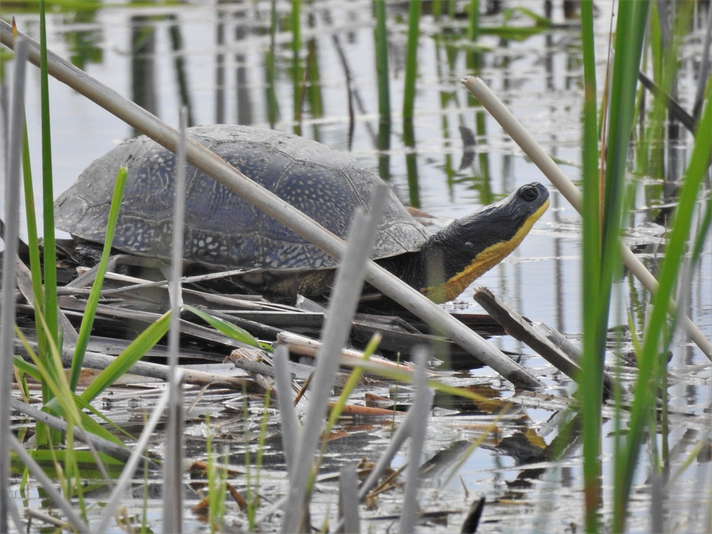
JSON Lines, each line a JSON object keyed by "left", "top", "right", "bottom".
{"left": 473, "top": 287, "right": 614, "bottom": 396}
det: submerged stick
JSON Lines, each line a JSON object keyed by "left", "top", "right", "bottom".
{"left": 462, "top": 75, "right": 712, "bottom": 359}
{"left": 474, "top": 287, "right": 615, "bottom": 395}
{"left": 0, "top": 21, "right": 543, "bottom": 389}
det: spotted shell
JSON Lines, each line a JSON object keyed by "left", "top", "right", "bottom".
{"left": 55, "top": 125, "right": 429, "bottom": 271}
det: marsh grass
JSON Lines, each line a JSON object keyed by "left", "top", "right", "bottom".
{"left": 576, "top": 0, "right": 712, "bottom": 531}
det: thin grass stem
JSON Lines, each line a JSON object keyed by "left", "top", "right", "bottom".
{"left": 38, "top": 0, "right": 59, "bottom": 404}
{"left": 163, "top": 107, "right": 188, "bottom": 534}
{"left": 0, "top": 35, "right": 29, "bottom": 534}
{"left": 291, "top": 0, "right": 303, "bottom": 132}
{"left": 399, "top": 346, "right": 431, "bottom": 533}
{"left": 282, "top": 190, "right": 387, "bottom": 532}
{"left": 579, "top": 0, "right": 604, "bottom": 529}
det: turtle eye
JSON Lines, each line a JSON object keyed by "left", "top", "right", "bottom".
{"left": 520, "top": 184, "right": 539, "bottom": 202}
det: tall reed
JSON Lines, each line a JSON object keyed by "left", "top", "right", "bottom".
{"left": 578, "top": 0, "right": 603, "bottom": 530}
{"left": 37, "top": 0, "right": 60, "bottom": 444}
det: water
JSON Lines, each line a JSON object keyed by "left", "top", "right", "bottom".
{"left": 2, "top": 1, "right": 712, "bottom": 532}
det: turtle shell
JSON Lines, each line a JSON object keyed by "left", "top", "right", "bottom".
{"left": 55, "top": 125, "right": 429, "bottom": 271}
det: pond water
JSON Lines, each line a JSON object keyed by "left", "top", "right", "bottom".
{"left": 2, "top": 0, "right": 712, "bottom": 532}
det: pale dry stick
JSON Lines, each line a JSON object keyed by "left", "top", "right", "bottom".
{"left": 163, "top": 107, "right": 188, "bottom": 533}
{"left": 337, "top": 463, "right": 360, "bottom": 533}
{"left": 10, "top": 398, "right": 157, "bottom": 467}
{"left": 400, "top": 347, "right": 433, "bottom": 534}
{"left": 0, "top": 36, "right": 29, "bottom": 534}
{"left": 362, "top": 389, "right": 434, "bottom": 497}
{"left": 0, "top": 22, "right": 542, "bottom": 390}
{"left": 273, "top": 346, "right": 301, "bottom": 479}
{"left": 9, "top": 435, "right": 90, "bottom": 534}
{"left": 276, "top": 331, "right": 430, "bottom": 375}
{"left": 329, "top": 380, "right": 435, "bottom": 534}
{"left": 283, "top": 192, "right": 386, "bottom": 532}
{"left": 25, "top": 509, "right": 71, "bottom": 529}
{"left": 329, "top": 368, "right": 435, "bottom": 533}
{"left": 15, "top": 340, "right": 248, "bottom": 388}
{"left": 95, "top": 381, "right": 175, "bottom": 534}
{"left": 462, "top": 75, "right": 712, "bottom": 359}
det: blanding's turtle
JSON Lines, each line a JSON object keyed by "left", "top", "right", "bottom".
{"left": 55, "top": 125, "right": 549, "bottom": 302}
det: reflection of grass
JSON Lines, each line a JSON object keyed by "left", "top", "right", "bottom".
{"left": 374, "top": 0, "right": 390, "bottom": 122}
{"left": 205, "top": 416, "right": 227, "bottom": 533}
{"left": 402, "top": 0, "right": 422, "bottom": 122}
{"left": 245, "top": 389, "right": 270, "bottom": 530}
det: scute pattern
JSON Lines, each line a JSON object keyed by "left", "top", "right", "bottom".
{"left": 55, "top": 125, "right": 430, "bottom": 270}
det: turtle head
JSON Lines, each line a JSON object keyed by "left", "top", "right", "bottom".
{"left": 419, "top": 182, "right": 549, "bottom": 302}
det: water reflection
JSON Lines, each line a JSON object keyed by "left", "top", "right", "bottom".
{"left": 65, "top": 9, "right": 103, "bottom": 70}
{"left": 130, "top": 13, "right": 157, "bottom": 130}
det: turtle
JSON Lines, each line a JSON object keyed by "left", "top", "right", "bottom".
{"left": 54, "top": 125, "right": 549, "bottom": 303}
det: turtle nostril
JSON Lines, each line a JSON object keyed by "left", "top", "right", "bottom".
{"left": 520, "top": 184, "right": 539, "bottom": 202}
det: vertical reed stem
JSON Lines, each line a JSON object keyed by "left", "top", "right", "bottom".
{"left": 402, "top": 0, "right": 422, "bottom": 121}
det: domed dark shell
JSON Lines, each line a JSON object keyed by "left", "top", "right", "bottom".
{"left": 55, "top": 125, "right": 429, "bottom": 271}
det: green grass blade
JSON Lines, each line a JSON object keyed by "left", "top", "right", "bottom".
{"left": 183, "top": 304, "right": 261, "bottom": 348}
{"left": 43, "top": 396, "right": 127, "bottom": 447}
{"left": 79, "top": 311, "right": 172, "bottom": 402}
{"left": 305, "top": 38, "right": 323, "bottom": 136}
{"left": 69, "top": 166, "right": 128, "bottom": 392}
{"left": 15, "top": 323, "right": 79, "bottom": 425}
{"left": 15, "top": 355, "right": 126, "bottom": 444}
{"left": 12, "top": 450, "right": 124, "bottom": 478}
{"left": 21, "top": 123, "right": 44, "bottom": 323}
{"left": 38, "top": 0, "right": 59, "bottom": 372}
{"left": 12, "top": 356, "right": 42, "bottom": 382}
{"left": 578, "top": 1, "right": 603, "bottom": 530}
